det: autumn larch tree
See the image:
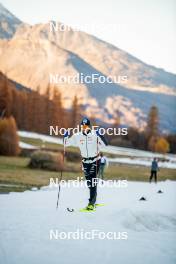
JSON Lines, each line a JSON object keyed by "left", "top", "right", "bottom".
{"left": 146, "top": 106, "right": 159, "bottom": 151}
{"left": 69, "top": 96, "right": 81, "bottom": 128}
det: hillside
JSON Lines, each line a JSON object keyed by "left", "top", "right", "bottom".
{"left": 0, "top": 6, "right": 176, "bottom": 131}
{"left": 0, "top": 3, "right": 22, "bottom": 39}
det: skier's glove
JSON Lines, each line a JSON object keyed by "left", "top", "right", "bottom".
{"left": 64, "top": 130, "right": 69, "bottom": 138}
{"left": 96, "top": 129, "right": 101, "bottom": 137}
{"left": 96, "top": 128, "right": 108, "bottom": 146}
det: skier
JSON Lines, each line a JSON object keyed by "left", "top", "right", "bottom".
{"left": 98, "top": 153, "right": 108, "bottom": 180}
{"left": 64, "top": 117, "right": 108, "bottom": 211}
{"left": 149, "top": 158, "right": 159, "bottom": 183}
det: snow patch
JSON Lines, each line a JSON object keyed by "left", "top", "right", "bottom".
{"left": 0, "top": 181, "right": 176, "bottom": 264}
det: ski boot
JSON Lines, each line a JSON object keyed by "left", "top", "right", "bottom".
{"left": 85, "top": 203, "right": 95, "bottom": 211}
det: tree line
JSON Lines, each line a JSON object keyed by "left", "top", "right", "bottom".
{"left": 109, "top": 106, "right": 174, "bottom": 154}
{"left": 0, "top": 72, "right": 81, "bottom": 155}
{"left": 0, "top": 72, "right": 175, "bottom": 155}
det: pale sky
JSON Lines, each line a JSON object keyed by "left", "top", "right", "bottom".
{"left": 1, "top": 0, "right": 176, "bottom": 73}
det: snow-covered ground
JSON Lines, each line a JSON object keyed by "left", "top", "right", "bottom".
{"left": 18, "top": 131, "right": 63, "bottom": 145}
{"left": 0, "top": 181, "right": 176, "bottom": 264}
{"left": 108, "top": 157, "right": 176, "bottom": 169}
{"left": 18, "top": 131, "right": 176, "bottom": 169}
{"left": 19, "top": 141, "right": 38, "bottom": 150}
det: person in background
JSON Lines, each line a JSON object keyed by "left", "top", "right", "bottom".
{"left": 98, "top": 153, "right": 108, "bottom": 180}
{"left": 149, "top": 158, "right": 159, "bottom": 183}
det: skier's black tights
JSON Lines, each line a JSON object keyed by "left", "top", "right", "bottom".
{"left": 149, "top": 170, "right": 157, "bottom": 183}
{"left": 83, "top": 160, "right": 100, "bottom": 205}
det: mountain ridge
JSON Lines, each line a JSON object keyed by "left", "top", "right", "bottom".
{"left": 0, "top": 5, "right": 176, "bottom": 132}
{"left": 0, "top": 2, "right": 22, "bottom": 39}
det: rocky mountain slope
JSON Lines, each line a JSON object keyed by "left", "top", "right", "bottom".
{"left": 0, "top": 3, "right": 22, "bottom": 39}
{"left": 0, "top": 6, "right": 175, "bottom": 131}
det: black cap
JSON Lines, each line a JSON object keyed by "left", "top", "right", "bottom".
{"left": 81, "top": 117, "right": 91, "bottom": 126}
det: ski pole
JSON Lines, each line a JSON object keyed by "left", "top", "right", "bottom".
{"left": 96, "top": 135, "right": 99, "bottom": 178}
{"left": 0, "top": 109, "right": 6, "bottom": 119}
{"left": 96, "top": 134, "right": 100, "bottom": 186}
{"left": 56, "top": 137, "right": 65, "bottom": 209}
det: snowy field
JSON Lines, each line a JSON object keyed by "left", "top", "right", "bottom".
{"left": 18, "top": 131, "right": 176, "bottom": 169}
{"left": 0, "top": 181, "right": 176, "bottom": 264}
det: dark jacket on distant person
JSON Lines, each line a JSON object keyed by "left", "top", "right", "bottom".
{"left": 151, "top": 160, "right": 158, "bottom": 171}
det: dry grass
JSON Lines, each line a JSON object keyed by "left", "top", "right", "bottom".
{"left": 0, "top": 156, "right": 175, "bottom": 193}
